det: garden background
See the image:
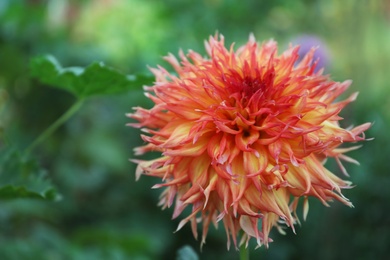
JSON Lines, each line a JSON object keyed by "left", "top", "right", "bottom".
{"left": 0, "top": 0, "right": 389, "bottom": 259}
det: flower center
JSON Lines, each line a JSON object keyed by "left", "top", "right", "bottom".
{"left": 242, "top": 76, "right": 264, "bottom": 97}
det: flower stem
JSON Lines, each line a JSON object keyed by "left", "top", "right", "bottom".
{"left": 240, "top": 244, "right": 249, "bottom": 260}
{"left": 25, "top": 99, "right": 84, "bottom": 153}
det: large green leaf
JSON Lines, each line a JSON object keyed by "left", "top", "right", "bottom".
{"left": 0, "top": 148, "right": 59, "bottom": 200}
{"left": 30, "top": 55, "right": 154, "bottom": 98}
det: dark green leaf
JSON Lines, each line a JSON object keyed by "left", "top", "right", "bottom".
{"left": 30, "top": 55, "right": 154, "bottom": 98}
{"left": 0, "top": 185, "right": 57, "bottom": 200}
{"left": 0, "top": 148, "right": 60, "bottom": 200}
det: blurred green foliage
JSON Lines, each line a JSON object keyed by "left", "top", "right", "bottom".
{"left": 0, "top": 148, "right": 58, "bottom": 200}
{"left": 0, "top": 0, "right": 389, "bottom": 259}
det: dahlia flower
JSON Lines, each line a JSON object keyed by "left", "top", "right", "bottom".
{"left": 128, "top": 34, "right": 370, "bottom": 249}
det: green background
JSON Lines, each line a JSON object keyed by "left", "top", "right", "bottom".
{"left": 0, "top": 0, "right": 389, "bottom": 259}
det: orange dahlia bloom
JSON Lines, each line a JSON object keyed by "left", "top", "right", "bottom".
{"left": 128, "top": 34, "right": 370, "bottom": 249}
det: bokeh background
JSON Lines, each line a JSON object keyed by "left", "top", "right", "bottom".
{"left": 1, "top": 0, "right": 389, "bottom": 259}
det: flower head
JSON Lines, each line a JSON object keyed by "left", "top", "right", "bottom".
{"left": 128, "top": 34, "right": 371, "bottom": 249}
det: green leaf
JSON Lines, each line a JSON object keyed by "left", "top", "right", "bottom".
{"left": 0, "top": 148, "right": 60, "bottom": 200}
{"left": 0, "top": 185, "right": 57, "bottom": 200}
{"left": 30, "top": 55, "right": 154, "bottom": 98}
{"left": 176, "top": 245, "right": 199, "bottom": 260}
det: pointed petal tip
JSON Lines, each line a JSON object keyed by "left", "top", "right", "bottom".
{"left": 249, "top": 33, "right": 256, "bottom": 42}
{"left": 174, "top": 219, "right": 187, "bottom": 233}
